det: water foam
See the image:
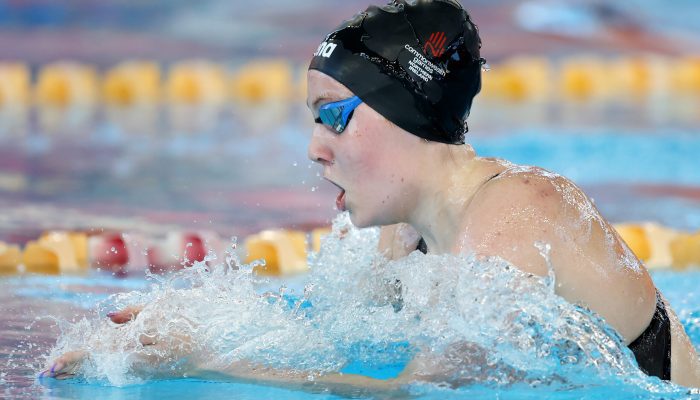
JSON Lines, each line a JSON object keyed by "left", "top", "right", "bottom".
{"left": 46, "top": 213, "right": 678, "bottom": 392}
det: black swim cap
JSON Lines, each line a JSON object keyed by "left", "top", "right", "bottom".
{"left": 309, "top": 0, "right": 484, "bottom": 144}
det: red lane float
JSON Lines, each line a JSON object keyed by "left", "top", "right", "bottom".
{"left": 88, "top": 232, "right": 131, "bottom": 276}
{"left": 147, "top": 231, "right": 216, "bottom": 274}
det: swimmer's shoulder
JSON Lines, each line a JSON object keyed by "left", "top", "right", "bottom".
{"left": 470, "top": 164, "right": 576, "bottom": 214}
{"left": 463, "top": 164, "right": 595, "bottom": 273}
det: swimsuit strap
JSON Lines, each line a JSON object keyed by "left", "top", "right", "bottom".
{"left": 416, "top": 237, "right": 428, "bottom": 254}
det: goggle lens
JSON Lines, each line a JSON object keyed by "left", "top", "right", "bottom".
{"left": 314, "top": 96, "right": 362, "bottom": 134}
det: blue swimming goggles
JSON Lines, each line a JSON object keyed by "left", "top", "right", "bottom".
{"left": 314, "top": 95, "right": 362, "bottom": 133}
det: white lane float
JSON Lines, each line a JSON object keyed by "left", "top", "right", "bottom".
{"left": 146, "top": 231, "right": 220, "bottom": 274}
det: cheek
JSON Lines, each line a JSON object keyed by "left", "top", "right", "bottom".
{"left": 347, "top": 137, "right": 405, "bottom": 213}
{"left": 346, "top": 113, "right": 399, "bottom": 176}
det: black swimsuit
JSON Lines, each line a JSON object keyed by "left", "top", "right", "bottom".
{"left": 415, "top": 239, "right": 672, "bottom": 380}
{"left": 627, "top": 291, "right": 672, "bottom": 380}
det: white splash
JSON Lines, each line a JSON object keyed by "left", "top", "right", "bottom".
{"left": 47, "top": 213, "right": 655, "bottom": 390}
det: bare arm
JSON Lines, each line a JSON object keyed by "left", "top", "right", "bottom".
{"left": 41, "top": 306, "right": 413, "bottom": 396}
{"left": 192, "top": 361, "right": 408, "bottom": 396}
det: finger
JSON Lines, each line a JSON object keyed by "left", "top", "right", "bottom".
{"left": 108, "top": 309, "right": 138, "bottom": 324}
{"left": 54, "top": 373, "right": 75, "bottom": 380}
{"left": 139, "top": 333, "right": 157, "bottom": 346}
{"left": 52, "top": 351, "right": 86, "bottom": 374}
{"left": 108, "top": 312, "right": 133, "bottom": 324}
{"left": 108, "top": 306, "right": 142, "bottom": 324}
{"left": 52, "top": 361, "right": 64, "bottom": 374}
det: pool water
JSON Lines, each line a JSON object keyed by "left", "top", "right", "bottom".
{"left": 3, "top": 235, "right": 700, "bottom": 399}
{"left": 1, "top": 127, "right": 699, "bottom": 399}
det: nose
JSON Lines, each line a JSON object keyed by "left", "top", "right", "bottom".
{"left": 307, "top": 124, "right": 334, "bottom": 166}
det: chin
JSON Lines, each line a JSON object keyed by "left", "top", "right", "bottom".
{"left": 347, "top": 210, "right": 372, "bottom": 229}
{"left": 347, "top": 208, "right": 391, "bottom": 229}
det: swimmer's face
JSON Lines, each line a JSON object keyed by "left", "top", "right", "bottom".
{"left": 306, "top": 70, "right": 423, "bottom": 228}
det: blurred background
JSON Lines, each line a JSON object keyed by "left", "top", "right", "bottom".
{"left": 0, "top": 0, "right": 699, "bottom": 272}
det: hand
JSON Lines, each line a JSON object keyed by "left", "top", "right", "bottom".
{"left": 40, "top": 304, "right": 198, "bottom": 380}
{"left": 39, "top": 350, "right": 87, "bottom": 380}
{"left": 107, "top": 305, "right": 143, "bottom": 324}
{"left": 39, "top": 305, "right": 146, "bottom": 381}
{"left": 107, "top": 305, "right": 174, "bottom": 348}
{"left": 112, "top": 305, "right": 197, "bottom": 368}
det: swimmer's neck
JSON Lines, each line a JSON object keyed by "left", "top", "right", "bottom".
{"left": 405, "top": 150, "right": 506, "bottom": 254}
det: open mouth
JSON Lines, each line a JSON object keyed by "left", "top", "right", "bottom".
{"left": 324, "top": 178, "right": 346, "bottom": 212}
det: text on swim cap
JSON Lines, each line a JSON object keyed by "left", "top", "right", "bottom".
{"left": 314, "top": 41, "right": 338, "bottom": 58}
{"left": 404, "top": 44, "right": 446, "bottom": 82}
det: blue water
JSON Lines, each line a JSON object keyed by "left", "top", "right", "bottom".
{"left": 471, "top": 130, "right": 700, "bottom": 186}
{"left": 3, "top": 262, "right": 700, "bottom": 399}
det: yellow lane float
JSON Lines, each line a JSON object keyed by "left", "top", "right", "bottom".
{"left": 311, "top": 227, "right": 331, "bottom": 253}
{"left": 0, "top": 242, "right": 21, "bottom": 274}
{"left": 0, "top": 62, "right": 31, "bottom": 135}
{"left": 481, "top": 56, "right": 551, "bottom": 102}
{"left": 35, "top": 61, "right": 98, "bottom": 107}
{"left": 230, "top": 60, "right": 294, "bottom": 103}
{"left": 22, "top": 241, "right": 60, "bottom": 275}
{"left": 35, "top": 61, "right": 99, "bottom": 133}
{"left": 245, "top": 229, "right": 308, "bottom": 276}
{"left": 615, "top": 223, "right": 651, "bottom": 262}
{"left": 609, "top": 57, "right": 652, "bottom": 100}
{"left": 35, "top": 231, "right": 86, "bottom": 273}
{"left": 166, "top": 60, "right": 228, "bottom": 132}
{"left": 103, "top": 61, "right": 161, "bottom": 106}
{"left": 642, "top": 223, "right": 681, "bottom": 269}
{"left": 166, "top": 60, "right": 228, "bottom": 105}
{"left": 559, "top": 56, "right": 614, "bottom": 102}
{"left": 613, "top": 223, "right": 699, "bottom": 270}
{"left": 670, "top": 56, "right": 700, "bottom": 95}
{"left": 103, "top": 61, "right": 161, "bottom": 134}
{"left": 670, "top": 231, "right": 700, "bottom": 269}
{"left": 0, "top": 62, "right": 30, "bottom": 105}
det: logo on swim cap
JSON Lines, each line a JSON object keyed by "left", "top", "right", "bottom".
{"left": 314, "top": 41, "right": 338, "bottom": 58}
{"left": 423, "top": 32, "right": 447, "bottom": 57}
